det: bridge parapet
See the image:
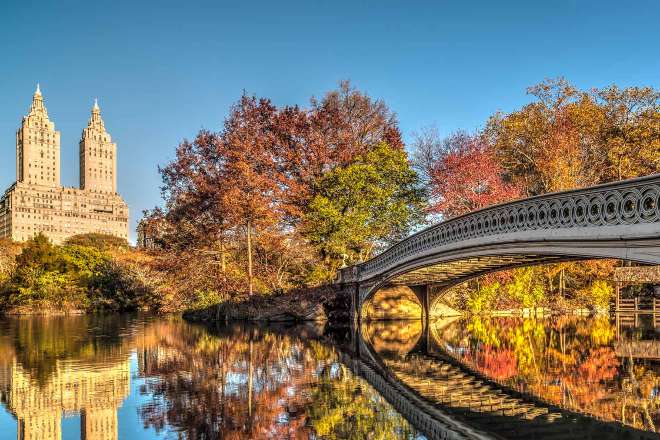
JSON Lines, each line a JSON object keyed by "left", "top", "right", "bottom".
{"left": 341, "top": 174, "right": 660, "bottom": 284}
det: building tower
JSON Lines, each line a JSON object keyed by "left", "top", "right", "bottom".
{"left": 79, "top": 99, "right": 117, "bottom": 193}
{"left": 16, "top": 84, "right": 61, "bottom": 187}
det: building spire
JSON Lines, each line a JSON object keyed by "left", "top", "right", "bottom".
{"left": 88, "top": 97, "right": 104, "bottom": 127}
{"left": 29, "top": 83, "right": 47, "bottom": 116}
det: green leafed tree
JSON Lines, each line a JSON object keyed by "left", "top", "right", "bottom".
{"left": 302, "top": 142, "right": 425, "bottom": 269}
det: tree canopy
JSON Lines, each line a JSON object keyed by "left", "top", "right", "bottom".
{"left": 150, "top": 82, "right": 418, "bottom": 301}
{"left": 302, "top": 142, "right": 425, "bottom": 265}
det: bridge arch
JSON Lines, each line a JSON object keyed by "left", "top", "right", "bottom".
{"left": 361, "top": 285, "right": 424, "bottom": 321}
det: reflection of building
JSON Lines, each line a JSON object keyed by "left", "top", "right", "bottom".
{"left": 0, "top": 358, "right": 130, "bottom": 440}
{"left": 0, "top": 85, "right": 129, "bottom": 244}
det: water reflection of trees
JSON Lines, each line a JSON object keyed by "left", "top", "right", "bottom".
{"left": 0, "top": 315, "right": 131, "bottom": 384}
{"left": 434, "top": 316, "right": 660, "bottom": 432}
{"left": 136, "top": 322, "right": 420, "bottom": 439}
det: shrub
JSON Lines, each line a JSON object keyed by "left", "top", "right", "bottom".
{"left": 580, "top": 280, "right": 614, "bottom": 310}
{"left": 0, "top": 234, "right": 157, "bottom": 313}
{"left": 64, "top": 233, "right": 129, "bottom": 251}
{"left": 505, "top": 267, "right": 546, "bottom": 308}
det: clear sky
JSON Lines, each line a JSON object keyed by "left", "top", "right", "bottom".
{"left": 1, "top": 0, "right": 659, "bottom": 242}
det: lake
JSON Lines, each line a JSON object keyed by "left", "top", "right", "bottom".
{"left": 0, "top": 314, "right": 658, "bottom": 439}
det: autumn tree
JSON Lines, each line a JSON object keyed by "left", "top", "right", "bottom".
{"left": 301, "top": 142, "right": 425, "bottom": 269}
{"left": 0, "top": 238, "right": 23, "bottom": 284}
{"left": 411, "top": 125, "right": 447, "bottom": 186}
{"left": 428, "top": 132, "right": 520, "bottom": 219}
{"left": 157, "top": 130, "right": 242, "bottom": 301}
{"left": 485, "top": 77, "right": 660, "bottom": 195}
{"left": 309, "top": 80, "right": 403, "bottom": 161}
{"left": 596, "top": 85, "right": 660, "bottom": 181}
{"left": 220, "top": 96, "right": 282, "bottom": 295}
{"left": 153, "top": 82, "right": 416, "bottom": 299}
{"left": 159, "top": 130, "right": 231, "bottom": 251}
{"left": 274, "top": 80, "right": 404, "bottom": 222}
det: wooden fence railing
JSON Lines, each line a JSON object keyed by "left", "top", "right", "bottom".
{"left": 614, "top": 297, "right": 660, "bottom": 313}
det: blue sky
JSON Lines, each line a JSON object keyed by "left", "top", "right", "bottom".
{"left": 1, "top": 0, "right": 659, "bottom": 242}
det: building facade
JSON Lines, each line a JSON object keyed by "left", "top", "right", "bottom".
{"left": 0, "top": 86, "right": 129, "bottom": 244}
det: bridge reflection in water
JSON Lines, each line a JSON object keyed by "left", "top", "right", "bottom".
{"left": 352, "top": 317, "right": 660, "bottom": 440}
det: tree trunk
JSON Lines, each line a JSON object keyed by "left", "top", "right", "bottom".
{"left": 247, "top": 220, "right": 253, "bottom": 296}
{"left": 248, "top": 338, "right": 254, "bottom": 419}
{"left": 220, "top": 240, "right": 226, "bottom": 273}
{"left": 549, "top": 272, "right": 554, "bottom": 295}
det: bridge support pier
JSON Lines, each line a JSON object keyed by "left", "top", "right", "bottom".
{"left": 409, "top": 285, "right": 430, "bottom": 328}
{"left": 350, "top": 283, "right": 360, "bottom": 327}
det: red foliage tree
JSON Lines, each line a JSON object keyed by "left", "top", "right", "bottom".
{"left": 428, "top": 133, "right": 521, "bottom": 219}
{"left": 155, "top": 82, "right": 406, "bottom": 298}
{"left": 221, "top": 96, "right": 282, "bottom": 294}
{"left": 272, "top": 81, "right": 403, "bottom": 222}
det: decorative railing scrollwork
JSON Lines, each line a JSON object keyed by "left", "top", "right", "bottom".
{"left": 339, "top": 174, "right": 660, "bottom": 283}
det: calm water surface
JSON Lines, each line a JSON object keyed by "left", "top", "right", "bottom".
{"left": 0, "top": 314, "right": 658, "bottom": 439}
{"left": 0, "top": 315, "right": 422, "bottom": 440}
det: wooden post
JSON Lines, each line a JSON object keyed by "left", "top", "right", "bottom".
{"left": 615, "top": 313, "right": 620, "bottom": 339}
{"left": 616, "top": 282, "right": 620, "bottom": 312}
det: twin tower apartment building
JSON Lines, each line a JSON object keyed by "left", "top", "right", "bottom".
{"left": 0, "top": 85, "right": 129, "bottom": 244}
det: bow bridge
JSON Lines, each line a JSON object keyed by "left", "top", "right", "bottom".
{"left": 338, "top": 174, "right": 660, "bottom": 322}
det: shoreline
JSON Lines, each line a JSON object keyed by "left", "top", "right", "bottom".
{"left": 0, "top": 293, "right": 608, "bottom": 320}
{"left": 0, "top": 305, "right": 607, "bottom": 320}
